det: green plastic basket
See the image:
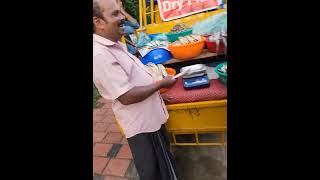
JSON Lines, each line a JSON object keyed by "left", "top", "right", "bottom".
{"left": 214, "top": 62, "right": 227, "bottom": 85}
{"left": 166, "top": 29, "right": 193, "bottom": 42}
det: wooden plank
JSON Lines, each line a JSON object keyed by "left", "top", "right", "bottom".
{"left": 163, "top": 49, "right": 224, "bottom": 65}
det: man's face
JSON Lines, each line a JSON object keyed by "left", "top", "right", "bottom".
{"left": 94, "top": 0, "right": 125, "bottom": 41}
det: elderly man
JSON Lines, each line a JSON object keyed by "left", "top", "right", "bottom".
{"left": 93, "top": 0, "right": 177, "bottom": 179}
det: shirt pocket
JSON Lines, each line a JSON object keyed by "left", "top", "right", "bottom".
{"left": 130, "top": 64, "right": 154, "bottom": 86}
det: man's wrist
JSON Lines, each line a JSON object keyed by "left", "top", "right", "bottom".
{"left": 155, "top": 81, "right": 162, "bottom": 89}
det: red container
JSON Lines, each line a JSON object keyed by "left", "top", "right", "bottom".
{"left": 205, "top": 37, "right": 226, "bottom": 53}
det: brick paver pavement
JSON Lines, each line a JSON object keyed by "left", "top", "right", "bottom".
{"left": 93, "top": 98, "right": 139, "bottom": 180}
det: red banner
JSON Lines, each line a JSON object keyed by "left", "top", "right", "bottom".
{"left": 157, "top": 0, "right": 222, "bottom": 21}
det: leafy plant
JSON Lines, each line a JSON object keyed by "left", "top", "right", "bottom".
{"left": 123, "top": 0, "right": 139, "bottom": 20}
{"left": 93, "top": 84, "right": 101, "bottom": 108}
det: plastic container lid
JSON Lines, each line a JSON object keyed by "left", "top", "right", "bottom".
{"left": 183, "top": 75, "right": 210, "bottom": 89}
{"left": 141, "top": 48, "right": 173, "bottom": 65}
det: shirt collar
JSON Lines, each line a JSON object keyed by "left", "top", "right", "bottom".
{"left": 93, "top": 34, "right": 120, "bottom": 46}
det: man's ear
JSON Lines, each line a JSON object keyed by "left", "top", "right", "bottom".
{"left": 93, "top": 17, "right": 105, "bottom": 30}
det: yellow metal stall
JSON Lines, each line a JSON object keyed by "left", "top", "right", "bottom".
{"left": 118, "top": 0, "right": 227, "bottom": 146}
{"left": 166, "top": 99, "right": 227, "bottom": 146}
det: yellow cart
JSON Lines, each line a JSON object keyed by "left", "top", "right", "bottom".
{"left": 118, "top": 0, "right": 227, "bottom": 146}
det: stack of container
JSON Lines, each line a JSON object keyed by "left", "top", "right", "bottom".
{"left": 180, "top": 64, "right": 210, "bottom": 90}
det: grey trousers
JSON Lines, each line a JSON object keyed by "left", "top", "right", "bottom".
{"left": 127, "top": 124, "right": 177, "bottom": 180}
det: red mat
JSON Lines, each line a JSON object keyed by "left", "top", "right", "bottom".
{"left": 163, "top": 77, "right": 227, "bottom": 104}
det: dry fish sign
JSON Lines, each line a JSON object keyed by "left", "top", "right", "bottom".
{"left": 157, "top": 0, "right": 222, "bottom": 21}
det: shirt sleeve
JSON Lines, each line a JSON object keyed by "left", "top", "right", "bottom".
{"left": 93, "top": 51, "right": 134, "bottom": 100}
{"left": 124, "top": 21, "right": 140, "bottom": 30}
{"left": 123, "top": 25, "right": 135, "bottom": 35}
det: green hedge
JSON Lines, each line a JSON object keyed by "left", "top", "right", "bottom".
{"left": 93, "top": 85, "right": 101, "bottom": 108}
{"left": 123, "top": 0, "right": 139, "bottom": 20}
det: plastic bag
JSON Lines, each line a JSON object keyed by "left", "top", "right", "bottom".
{"left": 136, "top": 31, "right": 151, "bottom": 48}
{"left": 192, "top": 12, "right": 227, "bottom": 35}
{"left": 152, "top": 33, "right": 168, "bottom": 41}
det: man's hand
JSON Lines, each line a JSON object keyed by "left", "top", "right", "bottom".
{"left": 118, "top": 1, "right": 138, "bottom": 25}
{"left": 117, "top": 76, "right": 175, "bottom": 105}
{"left": 159, "top": 76, "right": 177, "bottom": 89}
{"left": 119, "top": 2, "right": 125, "bottom": 14}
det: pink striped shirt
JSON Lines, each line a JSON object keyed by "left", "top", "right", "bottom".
{"left": 93, "top": 34, "right": 169, "bottom": 138}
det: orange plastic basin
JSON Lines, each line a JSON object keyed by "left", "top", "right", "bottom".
{"left": 160, "top": 67, "right": 176, "bottom": 94}
{"left": 168, "top": 38, "right": 205, "bottom": 60}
